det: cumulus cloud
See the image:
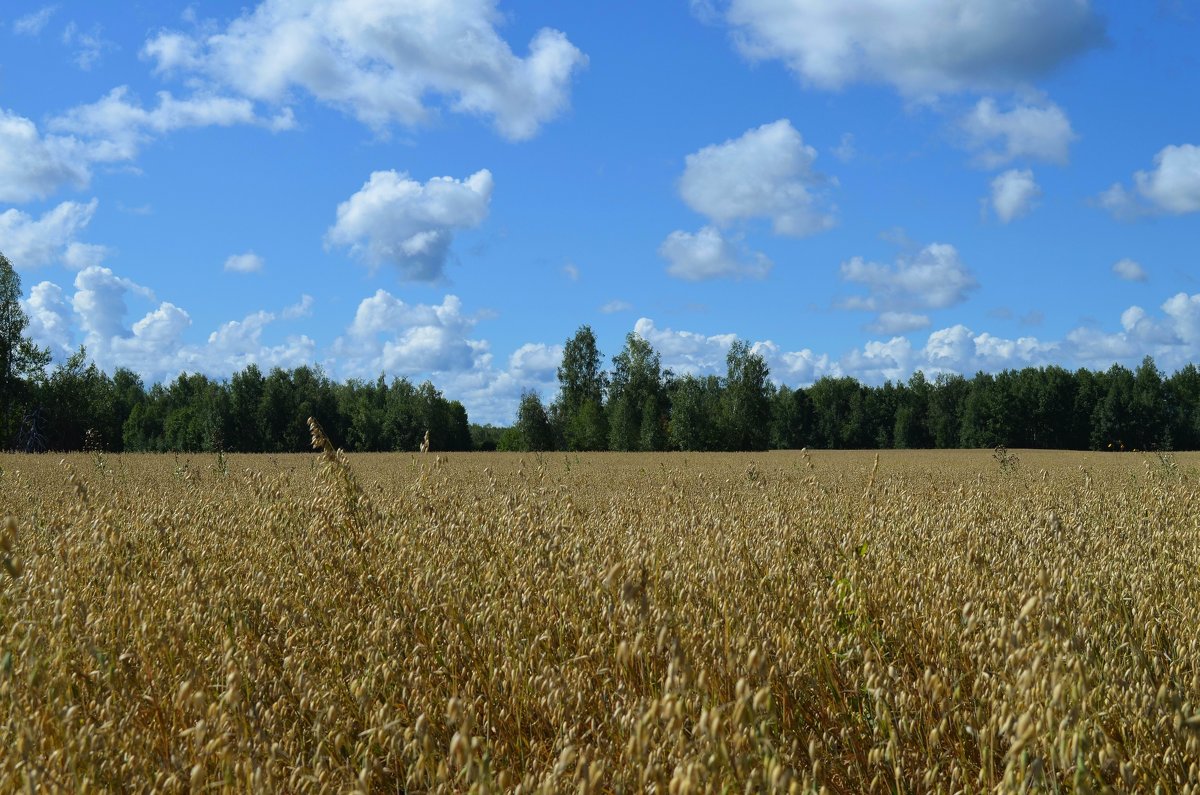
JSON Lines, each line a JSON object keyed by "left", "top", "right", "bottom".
{"left": 203, "top": 308, "right": 316, "bottom": 372}
{"left": 141, "top": 0, "right": 587, "bottom": 140}
{"left": 923, "top": 324, "right": 1058, "bottom": 373}
{"left": 224, "top": 252, "right": 264, "bottom": 273}
{"left": 679, "top": 119, "right": 835, "bottom": 236}
{"left": 962, "top": 98, "right": 1076, "bottom": 167}
{"left": 714, "top": 0, "right": 1104, "bottom": 96}
{"left": 840, "top": 243, "right": 978, "bottom": 316}
{"left": 13, "top": 6, "right": 57, "bottom": 36}
{"left": 1100, "top": 144, "right": 1200, "bottom": 217}
{"left": 841, "top": 337, "right": 915, "bottom": 382}
{"left": 631, "top": 318, "right": 738, "bottom": 375}
{"left": 21, "top": 280, "right": 74, "bottom": 357}
{"left": 22, "top": 264, "right": 317, "bottom": 380}
{"left": 326, "top": 169, "right": 493, "bottom": 281}
{"left": 659, "top": 226, "right": 772, "bottom": 281}
{"left": 0, "top": 110, "right": 92, "bottom": 202}
{"left": 1113, "top": 258, "right": 1148, "bottom": 283}
{"left": 335, "top": 290, "right": 488, "bottom": 376}
{"left": 989, "top": 169, "right": 1042, "bottom": 222}
{"left": 508, "top": 343, "right": 563, "bottom": 381}
{"left": 0, "top": 199, "right": 103, "bottom": 269}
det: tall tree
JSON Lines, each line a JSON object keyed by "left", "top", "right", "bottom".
{"left": 0, "top": 252, "right": 51, "bottom": 446}
{"left": 722, "top": 340, "right": 772, "bottom": 451}
{"left": 607, "top": 332, "right": 666, "bottom": 451}
{"left": 554, "top": 325, "right": 608, "bottom": 450}
{"left": 668, "top": 374, "right": 722, "bottom": 451}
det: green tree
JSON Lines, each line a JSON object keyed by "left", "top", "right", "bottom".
{"left": 607, "top": 332, "right": 666, "bottom": 451}
{"left": 554, "top": 325, "right": 608, "bottom": 450}
{"left": 1090, "top": 364, "right": 1136, "bottom": 451}
{"left": 928, "top": 373, "right": 968, "bottom": 448}
{"left": 515, "top": 391, "right": 554, "bottom": 451}
{"left": 769, "top": 384, "right": 813, "bottom": 449}
{"left": 722, "top": 340, "right": 771, "bottom": 451}
{"left": 229, "top": 364, "right": 267, "bottom": 451}
{"left": 0, "top": 252, "right": 51, "bottom": 446}
{"left": 1131, "top": 356, "right": 1168, "bottom": 449}
{"left": 807, "top": 377, "right": 864, "bottom": 448}
{"left": 1166, "top": 364, "right": 1200, "bottom": 450}
{"left": 668, "top": 374, "right": 722, "bottom": 451}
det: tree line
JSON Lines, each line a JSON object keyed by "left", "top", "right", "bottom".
{"left": 508, "top": 325, "right": 1198, "bottom": 453}
{"left": 1, "top": 255, "right": 471, "bottom": 453}
{"left": 4, "top": 253, "right": 1199, "bottom": 453}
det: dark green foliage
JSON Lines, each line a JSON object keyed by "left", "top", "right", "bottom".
{"left": 607, "top": 333, "right": 667, "bottom": 451}
{"left": 515, "top": 391, "right": 554, "bottom": 452}
{"left": 0, "top": 253, "right": 51, "bottom": 446}
{"left": 5, "top": 273, "right": 1200, "bottom": 454}
{"left": 721, "top": 341, "right": 772, "bottom": 451}
{"left": 554, "top": 326, "right": 608, "bottom": 450}
{"left": 668, "top": 374, "right": 724, "bottom": 451}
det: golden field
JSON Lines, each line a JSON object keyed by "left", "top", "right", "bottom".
{"left": 2, "top": 434, "right": 1200, "bottom": 792}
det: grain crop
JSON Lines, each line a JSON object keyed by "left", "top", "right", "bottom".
{"left": 1, "top": 431, "right": 1200, "bottom": 792}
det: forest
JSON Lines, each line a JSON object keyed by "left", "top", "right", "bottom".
{"left": 3, "top": 255, "right": 1197, "bottom": 453}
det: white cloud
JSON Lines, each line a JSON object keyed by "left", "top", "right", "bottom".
{"left": 142, "top": 0, "right": 587, "bottom": 140}
{"left": 336, "top": 290, "right": 488, "bottom": 376}
{"left": 562, "top": 262, "right": 580, "bottom": 281}
{"left": 13, "top": 6, "right": 57, "bottom": 36}
{"left": 679, "top": 119, "right": 835, "bottom": 236}
{"left": 62, "top": 241, "right": 110, "bottom": 270}
{"left": 26, "top": 264, "right": 317, "bottom": 380}
{"left": 21, "top": 280, "right": 74, "bottom": 357}
{"left": 50, "top": 86, "right": 294, "bottom": 164}
{"left": 989, "top": 168, "right": 1042, "bottom": 223}
{"left": 631, "top": 318, "right": 738, "bottom": 375}
{"left": 224, "top": 252, "right": 265, "bottom": 273}
{"left": 204, "top": 308, "right": 316, "bottom": 372}
{"left": 600, "top": 300, "right": 633, "bottom": 314}
{"left": 326, "top": 169, "right": 493, "bottom": 281}
{"left": 508, "top": 343, "right": 563, "bottom": 381}
{"left": 1100, "top": 144, "right": 1200, "bottom": 217}
{"left": 0, "top": 110, "right": 91, "bottom": 202}
{"left": 767, "top": 343, "right": 839, "bottom": 383}
{"left": 0, "top": 85, "right": 292, "bottom": 205}
{"left": 659, "top": 226, "right": 772, "bottom": 281}
{"left": 962, "top": 98, "right": 1075, "bottom": 167}
{"left": 840, "top": 242, "right": 978, "bottom": 314}
{"left": 842, "top": 337, "right": 915, "bottom": 382}
{"left": 1113, "top": 258, "right": 1148, "bottom": 283}
{"left": 922, "top": 324, "right": 1058, "bottom": 373}
{"left": 0, "top": 199, "right": 101, "bottom": 268}
{"left": 716, "top": 0, "right": 1104, "bottom": 96}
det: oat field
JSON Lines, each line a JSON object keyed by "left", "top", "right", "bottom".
{"left": 2, "top": 429, "right": 1200, "bottom": 792}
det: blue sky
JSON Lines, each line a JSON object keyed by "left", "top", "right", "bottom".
{"left": 1, "top": 1, "right": 1198, "bottom": 423}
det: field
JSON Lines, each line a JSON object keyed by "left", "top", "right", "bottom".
{"left": 2, "top": 433, "right": 1200, "bottom": 792}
